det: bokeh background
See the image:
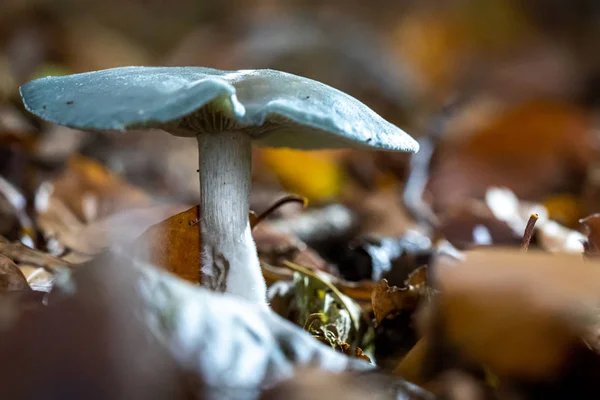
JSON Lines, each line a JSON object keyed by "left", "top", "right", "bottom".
{"left": 2, "top": 0, "right": 600, "bottom": 233}
{"left": 3, "top": 2, "right": 600, "bottom": 397}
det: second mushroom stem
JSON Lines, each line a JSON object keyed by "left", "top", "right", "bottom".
{"left": 196, "top": 131, "right": 267, "bottom": 303}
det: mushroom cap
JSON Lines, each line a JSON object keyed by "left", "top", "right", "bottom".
{"left": 20, "top": 66, "right": 418, "bottom": 152}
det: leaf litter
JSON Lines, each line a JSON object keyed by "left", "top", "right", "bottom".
{"left": 3, "top": 5, "right": 600, "bottom": 398}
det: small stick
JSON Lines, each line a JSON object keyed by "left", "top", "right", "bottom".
{"left": 521, "top": 213, "right": 539, "bottom": 251}
{"left": 251, "top": 194, "right": 308, "bottom": 228}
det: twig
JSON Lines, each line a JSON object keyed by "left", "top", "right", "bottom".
{"left": 521, "top": 213, "right": 539, "bottom": 251}
{"left": 250, "top": 194, "right": 307, "bottom": 228}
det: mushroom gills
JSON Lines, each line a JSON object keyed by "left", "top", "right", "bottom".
{"left": 197, "top": 131, "right": 267, "bottom": 303}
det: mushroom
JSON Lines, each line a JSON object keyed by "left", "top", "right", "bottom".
{"left": 19, "top": 66, "right": 418, "bottom": 304}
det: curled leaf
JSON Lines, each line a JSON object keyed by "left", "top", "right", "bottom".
{"left": 305, "top": 313, "right": 371, "bottom": 363}
{"left": 371, "top": 267, "right": 428, "bottom": 325}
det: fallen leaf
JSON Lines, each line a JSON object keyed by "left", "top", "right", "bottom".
{"left": 431, "top": 248, "right": 600, "bottom": 380}
{"left": 580, "top": 214, "right": 600, "bottom": 258}
{"left": 372, "top": 267, "right": 428, "bottom": 325}
{"left": 133, "top": 205, "right": 201, "bottom": 283}
{"left": 429, "top": 102, "right": 595, "bottom": 211}
{"left": 253, "top": 223, "right": 327, "bottom": 271}
{"left": 305, "top": 313, "right": 372, "bottom": 363}
{"left": 37, "top": 196, "right": 188, "bottom": 263}
{"left": 133, "top": 201, "right": 322, "bottom": 284}
{"left": 0, "top": 235, "right": 70, "bottom": 274}
{"left": 46, "top": 155, "right": 151, "bottom": 224}
{"left": 438, "top": 199, "right": 520, "bottom": 249}
{"left": 21, "top": 266, "right": 54, "bottom": 293}
{"left": 0, "top": 254, "right": 31, "bottom": 293}
{"left": 0, "top": 251, "right": 377, "bottom": 398}
{"left": 393, "top": 337, "right": 428, "bottom": 384}
{"left": 260, "top": 368, "right": 434, "bottom": 400}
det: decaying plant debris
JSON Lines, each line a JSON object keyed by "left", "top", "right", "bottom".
{"left": 3, "top": 1, "right": 600, "bottom": 399}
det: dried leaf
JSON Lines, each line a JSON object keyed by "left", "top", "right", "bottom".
{"left": 438, "top": 199, "right": 520, "bottom": 249}
{"left": 0, "top": 251, "right": 376, "bottom": 398}
{"left": 0, "top": 254, "right": 31, "bottom": 294}
{"left": 46, "top": 155, "right": 151, "bottom": 224}
{"left": 432, "top": 249, "right": 600, "bottom": 379}
{"left": 260, "top": 368, "right": 434, "bottom": 400}
{"left": 133, "top": 205, "right": 201, "bottom": 283}
{"left": 580, "top": 214, "right": 600, "bottom": 258}
{"left": 393, "top": 337, "right": 428, "bottom": 384}
{"left": 372, "top": 267, "right": 428, "bottom": 325}
{"left": 38, "top": 197, "right": 187, "bottom": 263}
{"left": 305, "top": 313, "right": 372, "bottom": 363}
{"left": 429, "top": 102, "right": 594, "bottom": 211}
{"left": 253, "top": 223, "right": 327, "bottom": 271}
{"left": 21, "top": 266, "right": 54, "bottom": 293}
{"left": 291, "top": 267, "right": 363, "bottom": 343}
{"left": 133, "top": 201, "right": 321, "bottom": 284}
{"left": 0, "top": 236, "right": 70, "bottom": 274}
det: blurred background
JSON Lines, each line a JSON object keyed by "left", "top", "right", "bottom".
{"left": 3, "top": 1, "right": 600, "bottom": 395}
{"left": 2, "top": 0, "right": 600, "bottom": 250}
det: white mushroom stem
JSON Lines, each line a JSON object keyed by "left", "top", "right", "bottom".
{"left": 197, "top": 131, "right": 267, "bottom": 304}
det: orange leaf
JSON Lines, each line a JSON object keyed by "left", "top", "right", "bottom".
{"left": 134, "top": 206, "right": 201, "bottom": 283}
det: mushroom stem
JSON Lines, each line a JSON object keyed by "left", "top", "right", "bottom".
{"left": 197, "top": 131, "right": 266, "bottom": 303}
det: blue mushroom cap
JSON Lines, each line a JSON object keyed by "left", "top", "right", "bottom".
{"left": 20, "top": 66, "right": 418, "bottom": 152}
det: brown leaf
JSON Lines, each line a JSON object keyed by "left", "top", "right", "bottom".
{"left": 133, "top": 205, "right": 202, "bottom": 283}
{"left": 253, "top": 223, "right": 327, "bottom": 271}
{"left": 438, "top": 199, "right": 521, "bottom": 249}
{"left": 47, "top": 155, "right": 151, "bottom": 224}
{"left": 372, "top": 267, "right": 428, "bottom": 325}
{"left": 0, "top": 236, "right": 70, "bottom": 274}
{"left": 429, "top": 102, "right": 595, "bottom": 211}
{"left": 486, "top": 187, "right": 586, "bottom": 253}
{"left": 0, "top": 251, "right": 379, "bottom": 399}
{"left": 432, "top": 248, "right": 600, "bottom": 380}
{"left": 394, "top": 337, "right": 428, "bottom": 384}
{"left": 0, "top": 254, "right": 31, "bottom": 294}
{"left": 580, "top": 214, "right": 600, "bottom": 258}
{"left": 134, "top": 198, "right": 328, "bottom": 284}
